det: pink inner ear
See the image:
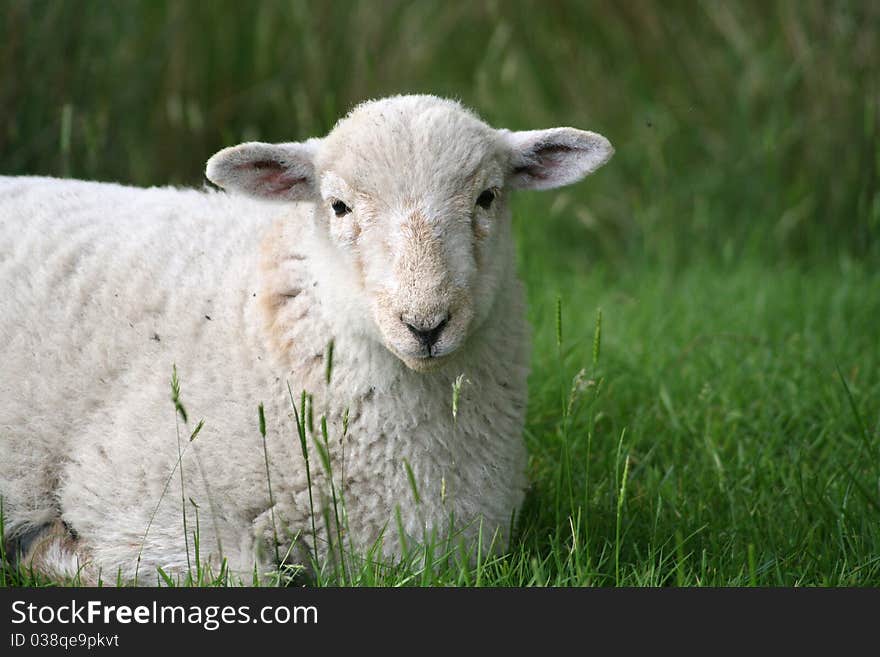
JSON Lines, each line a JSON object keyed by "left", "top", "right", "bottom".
{"left": 237, "top": 160, "right": 307, "bottom": 194}
{"left": 514, "top": 144, "right": 579, "bottom": 180}
{"left": 257, "top": 170, "right": 308, "bottom": 194}
{"left": 534, "top": 144, "right": 578, "bottom": 169}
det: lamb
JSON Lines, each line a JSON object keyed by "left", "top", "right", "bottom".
{"left": 0, "top": 94, "right": 613, "bottom": 584}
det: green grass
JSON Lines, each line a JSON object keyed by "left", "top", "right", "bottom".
{"left": 4, "top": 258, "right": 878, "bottom": 586}
{"left": 520, "top": 258, "right": 880, "bottom": 585}
{"left": 1, "top": 0, "right": 879, "bottom": 585}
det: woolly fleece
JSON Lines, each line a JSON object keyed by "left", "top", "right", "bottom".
{"left": 0, "top": 95, "right": 612, "bottom": 583}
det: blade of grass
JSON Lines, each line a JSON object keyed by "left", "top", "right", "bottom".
{"left": 288, "top": 382, "right": 319, "bottom": 566}
{"left": 259, "top": 402, "right": 281, "bottom": 566}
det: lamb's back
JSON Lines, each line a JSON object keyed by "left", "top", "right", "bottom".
{"left": 0, "top": 177, "right": 273, "bottom": 418}
{"left": 0, "top": 176, "right": 288, "bottom": 534}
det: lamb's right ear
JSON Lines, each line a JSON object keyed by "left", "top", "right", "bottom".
{"left": 205, "top": 139, "right": 322, "bottom": 202}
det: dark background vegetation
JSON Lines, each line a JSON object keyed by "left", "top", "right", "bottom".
{"left": 3, "top": 0, "right": 878, "bottom": 265}
{"left": 2, "top": 1, "right": 878, "bottom": 585}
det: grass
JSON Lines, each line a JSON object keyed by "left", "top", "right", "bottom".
{"left": 3, "top": 258, "right": 878, "bottom": 586}
{"left": 519, "top": 258, "right": 880, "bottom": 585}
{"left": 1, "top": 1, "right": 879, "bottom": 585}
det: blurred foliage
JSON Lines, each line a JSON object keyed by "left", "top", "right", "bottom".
{"left": 1, "top": 0, "right": 878, "bottom": 265}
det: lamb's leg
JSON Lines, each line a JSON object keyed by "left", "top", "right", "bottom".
{"left": 15, "top": 520, "right": 95, "bottom": 585}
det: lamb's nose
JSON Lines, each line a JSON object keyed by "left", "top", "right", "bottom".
{"left": 404, "top": 315, "right": 449, "bottom": 351}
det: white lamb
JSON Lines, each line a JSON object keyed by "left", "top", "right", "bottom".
{"left": 0, "top": 95, "right": 612, "bottom": 584}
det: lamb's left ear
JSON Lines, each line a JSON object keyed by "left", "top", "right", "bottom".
{"left": 205, "top": 139, "right": 322, "bottom": 202}
{"left": 502, "top": 128, "right": 613, "bottom": 190}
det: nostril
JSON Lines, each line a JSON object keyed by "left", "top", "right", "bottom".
{"left": 404, "top": 315, "right": 450, "bottom": 351}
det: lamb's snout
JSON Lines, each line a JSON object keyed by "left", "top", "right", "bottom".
{"left": 403, "top": 313, "right": 450, "bottom": 353}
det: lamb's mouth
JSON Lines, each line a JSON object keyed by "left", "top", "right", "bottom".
{"left": 407, "top": 354, "right": 452, "bottom": 372}
{"left": 390, "top": 345, "right": 458, "bottom": 372}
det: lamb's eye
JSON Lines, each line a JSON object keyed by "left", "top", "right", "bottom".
{"left": 331, "top": 200, "right": 351, "bottom": 217}
{"left": 476, "top": 189, "right": 495, "bottom": 210}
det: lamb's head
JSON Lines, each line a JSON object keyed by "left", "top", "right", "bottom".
{"left": 206, "top": 95, "right": 613, "bottom": 371}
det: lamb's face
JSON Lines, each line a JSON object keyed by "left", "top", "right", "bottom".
{"left": 312, "top": 101, "right": 511, "bottom": 371}
{"left": 206, "top": 95, "right": 614, "bottom": 372}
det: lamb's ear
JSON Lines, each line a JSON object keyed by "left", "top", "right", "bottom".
{"left": 205, "top": 139, "right": 322, "bottom": 201}
{"left": 502, "top": 128, "right": 613, "bottom": 190}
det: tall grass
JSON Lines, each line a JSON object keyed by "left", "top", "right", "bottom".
{"left": 1, "top": 1, "right": 877, "bottom": 264}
